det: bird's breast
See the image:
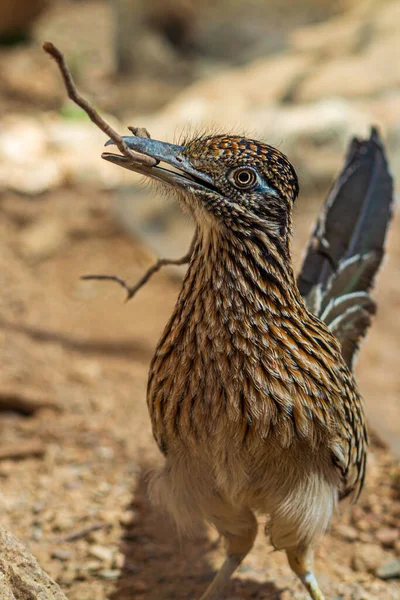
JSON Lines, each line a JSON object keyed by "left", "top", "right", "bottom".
{"left": 147, "top": 287, "right": 330, "bottom": 457}
{"left": 147, "top": 231, "right": 351, "bottom": 460}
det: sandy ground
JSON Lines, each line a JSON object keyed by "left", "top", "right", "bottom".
{"left": 0, "top": 2, "right": 399, "bottom": 598}
{"left": 0, "top": 186, "right": 399, "bottom": 600}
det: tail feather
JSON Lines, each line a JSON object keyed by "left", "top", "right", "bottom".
{"left": 320, "top": 291, "right": 374, "bottom": 326}
{"left": 320, "top": 252, "right": 381, "bottom": 313}
{"left": 298, "top": 127, "right": 394, "bottom": 368}
{"left": 329, "top": 306, "right": 375, "bottom": 369}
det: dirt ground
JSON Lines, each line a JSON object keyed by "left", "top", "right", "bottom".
{"left": 0, "top": 1, "right": 400, "bottom": 599}
{"left": 0, "top": 185, "right": 399, "bottom": 600}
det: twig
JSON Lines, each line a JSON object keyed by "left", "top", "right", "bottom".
{"left": 43, "top": 41, "right": 194, "bottom": 300}
{"left": 81, "top": 238, "right": 194, "bottom": 302}
{"left": 42, "top": 41, "right": 156, "bottom": 168}
{"left": 0, "top": 441, "right": 45, "bottom": 461}
{"left": 56, "top": 522, "right": 109, "bottom": 543}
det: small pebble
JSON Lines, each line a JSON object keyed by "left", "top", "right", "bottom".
{"left": 98, "top": 568, "right": 121, "bottom": 580}
{"left": 359, "top": 532, "right": 373, "bottom": 544}
{"left": 355, "top": 519, "right": 370, "bottom": 532}
{"left": 51, "top": 549, "right": 72, "bottom": 562}
{"left": 375, "top": 558, "right": 400, "bottom": 580}
{"left": 31, "top": 527, "right": 43, "bottom": 541}
{"left": 119, "top": 510, "right": 136, "bottom": 526}
{"left": 376, "top": 527, "right": 399, "bottom": 548}
{"left": 89, "top": 544, "right": 114, "bottom": 563}
{"left": 83, "top": 560, "right": 102, "bottom": 570}
{"left": 336, "top": 524, "right": 358, "bottom": 541}
{"left": 352, "top": 543, "right": 387, "bottom": 573}
{"left": 114, "top": 552, "right": 125, "bottom": 569}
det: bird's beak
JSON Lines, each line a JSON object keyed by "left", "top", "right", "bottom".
{"left": 102, "top": 135, "right": 214, "bottom": 191}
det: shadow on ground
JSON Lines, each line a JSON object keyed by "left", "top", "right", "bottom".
{"left": 111, "top": 468, "right": 283, "bottom": 600}
{"left": 0, "top": 319, "right": 153, "bottom": 361}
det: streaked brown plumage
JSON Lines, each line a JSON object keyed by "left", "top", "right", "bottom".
{"left": 103, "top": 128, "right": 393, "bottom": 600}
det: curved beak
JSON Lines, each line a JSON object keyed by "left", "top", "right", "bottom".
{"left": 102, "top": 135, "right": 214, "bottom": 190}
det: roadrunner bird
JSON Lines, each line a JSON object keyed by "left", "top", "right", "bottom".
{"left": 103, "top": 128, "right": 393, "bottom": 600}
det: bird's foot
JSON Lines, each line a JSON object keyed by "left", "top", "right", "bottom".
{"left": 198, "top": 555, "right": 242, "bottom": 600}
{"left": 286, "top": 546, "right": 325, "bottom": 600}
{"left": 299, "top": 571, "right": 326, "bottom": 600}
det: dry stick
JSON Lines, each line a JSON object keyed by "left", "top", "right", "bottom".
{"left": 43, "top": 41, "right": 194, "bottom": 300}
{"left": 42, "top": 42, "right": 156, "bottom": 168}
{"left": 56, "top": 522, "right": 109, "bottom": 544}
{"left": 82, "top": 235, "right": 195, "bottom": 302}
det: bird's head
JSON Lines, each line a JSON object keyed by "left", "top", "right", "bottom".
{"left": 103, "top": 133, "right": 299, "bottom": 238}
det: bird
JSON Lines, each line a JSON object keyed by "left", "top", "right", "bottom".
{"left": 102, "top": 127, "right": 393, "bottom": 600}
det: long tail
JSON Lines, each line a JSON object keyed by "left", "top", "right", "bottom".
{"left": 297, "top": 127, "right": 394, "bottom": 369}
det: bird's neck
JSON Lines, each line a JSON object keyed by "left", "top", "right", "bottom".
{"left": 181, "top": 223, "right": 302, "bottom": 316}
{"left": 148, "top": 222, "right": 308, "bottom": 449}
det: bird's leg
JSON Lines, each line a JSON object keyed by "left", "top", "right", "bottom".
{"left": 286, "top": 545, "right": 325, "bottom": 600}
{"left": 199, "top": 507, "right": 257, "bottom": 600}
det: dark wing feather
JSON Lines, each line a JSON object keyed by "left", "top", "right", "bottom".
{"left": 298, "top": 127, "right": 394, "bottom": 368}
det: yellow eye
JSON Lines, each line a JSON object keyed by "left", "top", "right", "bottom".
{"left": 231, "top": 167, "right": 257, "bottom": 189}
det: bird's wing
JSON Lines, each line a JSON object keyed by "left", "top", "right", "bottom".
{"left": 297, "top": 127, "right": 394, "bottom": 369}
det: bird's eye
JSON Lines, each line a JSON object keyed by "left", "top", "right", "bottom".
{"left": 230, "top": 167, "right": 258, "bottom": 189}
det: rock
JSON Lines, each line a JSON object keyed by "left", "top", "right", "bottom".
{"left": 119, "top": 510, "right": 136, "bottom": 526}
{"left": 290, "top": 12, "right": 363, "bottom": 59}
{"left": 0, "top": 158, "right": 62, "bottom": 195}
{"left": 51, "top": 549, "right": 72, "bottom": 562}
{"left": 0, "top": 526, "right": 68, "bottom": 599}
{"left": 46, "top": 119, "right": 126, "bottom": 189}
{"left": 375, "top": 559, "right": 400, "bottom": 580}
{"left": 114, "top": 552, "right": 125, "bottom": 569}
{"left": 0, "top": 117, "right": 62, "bottom": 194}
{"left": 336, "top": 524, "right": 359, "bottom": 542}
{"left": 296, "top": 33, "right": 400, "bottom": 101}
{"left": 162, "top": 52, "right": 314, "bottom": 119}
{"left": 0, "top": 118, "right": 47, "bottom": 161}
{"left": 355, "top": 519, "right": 370, "bottom": 532}
{"left": 88, "top": 544, "right": 114, "bottom": 563}
{"left": 376, "top": 528, "right": 399, "bottom": 548}
{"left": 0, "top": 115, "right": 128, "bottom": 195}
{"left": 359, "top": 532, "right": 373, "bottom": 544}
{"left": 290, "top": 1, "right": 400, "bottom": 102}
{"left": 352, "top": 543, "right": 388, "bottom": 573}
{"left": 97, "top": 568, "right": 121, "bottom": 580}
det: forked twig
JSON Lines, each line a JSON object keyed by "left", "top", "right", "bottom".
{"left": 43, "top": 41, "right": 156, "bottom": 168}
{"left": 43, "top": 41, "right": 195, "bottom": 300}
{"left": 82, "top": 236, "right": 195, "bottom": 301}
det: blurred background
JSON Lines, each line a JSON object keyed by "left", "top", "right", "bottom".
{"left": 0, "top": 1, "right": 399, "bottom": 599}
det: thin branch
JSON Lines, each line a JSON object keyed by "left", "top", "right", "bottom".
{"left": 42, "top": 41, "right": 156, "bottom": 168}
{"left": 56, "top": 522, "right": 109, "bottom": 543}
{"left": 43, "top": 41, "right": 193, "bottom": 301}
{"left": 82, "top": 237, "right": 195, "bottom": 302}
